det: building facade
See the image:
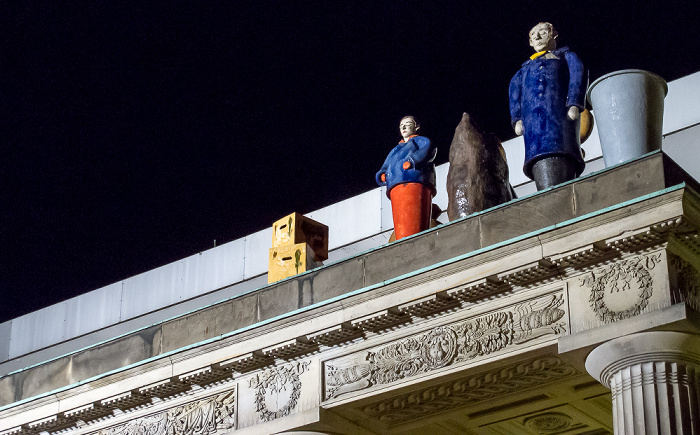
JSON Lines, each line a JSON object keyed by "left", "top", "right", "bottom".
{"left": 2, "top": 73, "right": 700, "bottom": 434}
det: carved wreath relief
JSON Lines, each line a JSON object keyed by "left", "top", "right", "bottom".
{"left": 325, "top": 293, "right": 566, "bottom": 399}
{"left": 582, "top": 253, "right": 661, "bottom": 323}
{"left": 248, "top": 361, "right": 310, "bottom": 422}
{"left": 94, "top": 391, "right": 235, "bottom": 435}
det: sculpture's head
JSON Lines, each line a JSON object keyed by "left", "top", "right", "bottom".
{"left": 529, "top": 22, "right": 558, "bottom": 53}
{"left": 399, "top": 116, "right": 420, "bottom": 142}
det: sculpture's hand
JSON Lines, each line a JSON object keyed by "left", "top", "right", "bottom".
{"left": 567, "top": 106, "right": 580, "bottom": 120}
{"left": 380, "top": 173, "right": 386, "bottom": 182}
{"left": 402, "top": 161, "right": 412, "bottom": 170}
{"left": 514, "top": 120, "right": 523, "bottom": 136}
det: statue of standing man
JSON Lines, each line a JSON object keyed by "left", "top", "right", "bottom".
{"left": 376, "top": 116, "right": 437, "bottom": 240}
{"left": 509, "top": 22, "right": 586, "bottom": 190}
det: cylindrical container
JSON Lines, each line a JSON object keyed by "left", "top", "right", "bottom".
{"left": 587, "top": 70, "right": 667, "bottom": 167}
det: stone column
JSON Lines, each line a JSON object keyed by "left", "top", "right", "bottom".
{"left": 585, "top": 331, "right": 700, "bottom": 434}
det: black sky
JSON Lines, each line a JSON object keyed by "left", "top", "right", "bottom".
{"left": 3, "top": 1, "right": 700, "bottom": 322}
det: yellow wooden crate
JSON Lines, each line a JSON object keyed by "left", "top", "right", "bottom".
{"left": 271, "top": 212, "right": 328, "bottom": 260}
{"left": 268, "top": 243, "right": 321, "bottom": 284}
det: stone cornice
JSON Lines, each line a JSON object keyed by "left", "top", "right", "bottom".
{"left": 2, "top": 187, "right": 699, "bottom": 433}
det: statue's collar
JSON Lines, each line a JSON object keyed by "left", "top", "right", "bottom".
{"left": 523, "top": 46, "right": 569, "bottom": 65}
{"left": 399, "top": 134, "right": 419, "bottom": 144}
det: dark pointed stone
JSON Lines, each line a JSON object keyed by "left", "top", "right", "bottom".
{"left": 447, "top": 113, "right": 515, "bottom": 221}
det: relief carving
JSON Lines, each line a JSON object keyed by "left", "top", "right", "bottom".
{"left": 669, "top": 254, "right": 700, "bottom": 312}
{"left": 325, "top": 293, "right": 566, "bottom": 399}
{"left": 358, "top": 355, "right": 579, "bottom": 425}
{"left": 94, "top": 390, "right": 235, "bottom": 435}
{"left": 523, "top": 412, "right": 574, "bottom": 432}
{"left": 582, "top": 254, "right": 661, "bottom": 323}
{"left": 248, "top": 361, "right": 310, "bottom": 422}
{"left": 456, "top": 311, "right": 513, "bottom": 360}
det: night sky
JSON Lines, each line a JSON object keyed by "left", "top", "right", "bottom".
{"left": 3, "top": 1, "right": 700, "bottom": 323}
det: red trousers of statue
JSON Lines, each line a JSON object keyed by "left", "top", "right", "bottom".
{"left": 389, "top": 183, "right": 432, "bottom": 240}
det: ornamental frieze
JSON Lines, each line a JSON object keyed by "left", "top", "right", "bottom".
{"left": 357, "top": 355, "right": 579, "bottom": 425}
{"left": 324, "top": 292, "right": 566, "bottom": 400}
{"left": 92, "top": 390, "right": 235, "bottom": 435}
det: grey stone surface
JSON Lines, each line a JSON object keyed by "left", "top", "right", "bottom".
{"left": 13, "top": 355, "right": 72, "bottom": 402}
{"left": 0, "top": 374, "right": 13, "bottom": 404}
{"left": 559, "top": 303, "right": 700, "bottom": 354}
{"left": 297, "top": 257, "right": 365, "bottom": 303}
{"left": 480, "top": 185, "right": 575, "bottom": 247}
{"left": 423, "top": 217, "right": 483, "bottom": 264}
{"left": 6, "top": 326, "right": 163, "bottom": 402}
{"left": 585, "top": 331, "right": 700, "bottom": 433}
{"left": 161, "top": 293, "right": 258, "bottom": 353}
{"left": 70, "top": 326, "right": 162, "bottom": 384}
{"left": 573, "top": 153, "right": 667, "bottom": 216}
{"left": 257, "top": 279, "right": 303, "bottom": 322}
{"left": 0, "top": 275, "right": 268, "bottom": 378}
{"left": 363, "top": 216, "right": 481, "bottom": 287}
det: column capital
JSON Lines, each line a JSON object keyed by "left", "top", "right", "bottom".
{"left": 585, "top": 331, "right": 700, "bottom": 388}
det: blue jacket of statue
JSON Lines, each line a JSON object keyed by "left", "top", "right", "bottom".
{"left": 509, "top": 46, "right": 586, "bottom": 179}
{"left": 376, "top": 135, "right": 437, "bottom": 198}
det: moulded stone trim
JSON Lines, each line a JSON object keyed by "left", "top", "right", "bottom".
{"left": 306, "top": 323, "right": 364, "bottom": 347}
{"left": 585, "top": 331, "right": 700, "bottom": 387}
{"left": 139, "top": 378, "right": 191, "bottom": 400}
{"left": 261, "top": 337, "right": 319, "bottom": 360}
{"left": 323, "top": 291, "right": 567, "bottom": 400}
{"left": 549, "top": 240, "right": 614, "bottom": 270}
{"left": 355, "top": 354, "right": 579, "bottom": 426}
{"left": 177, "top": 365, "right": 234, "bottom": 387}
{"left": 397, "top": 291, "right": 461, "bottom": 317}
{"left": 218, "top": 351, "right": 274, "bottom": 373}
{"left": 91, "top": 390, "right": 235, "bottom": 435}
{"left": 349, "top": 308, "right": 411, "bottom": 333}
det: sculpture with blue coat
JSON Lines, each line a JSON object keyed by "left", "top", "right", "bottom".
{"left": 376, "top": 116, "right": 437, "bottom": 240}
{"left": 509, "top": 22, "right": 586, "bottom": 190}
